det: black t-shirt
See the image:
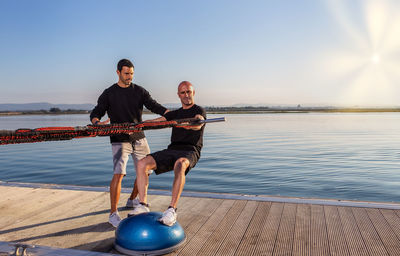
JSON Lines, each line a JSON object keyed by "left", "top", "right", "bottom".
{"left": 90, "top": 83, "right": 167, "bottom": 143}
{"left": 164, "top": 104, "right": 206, "bottom": 155}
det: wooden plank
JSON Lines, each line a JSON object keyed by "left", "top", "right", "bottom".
{"left": 293, "top": 204, "right": 311, "bottom": 256}
{"left": 310, "top": 204, "right": 329, "bottom": 256}
{"left": 3, "top": 185, "right": 400, "bottom": 256}
{"left": 174, "top": 197, "right": 218, "bottom": 231}
{"left": 196, "top": 200, "right": 246, "bottom": 256}
{"left": 214, "top": 200, "right": 258, "bottom": 256}
{"left": 0, "top": 190, "right": 112, "bottom": 250}
{"left": 234, "top": 201, "right": 271, "bottom": 256}
{"left": 273, "top": 203, "right": 297, "bottom": 256}
{"left": 337, "top": 207, "right": 369, "bottom": 256}
{"left": 0, "top": 186, "right": 38, "bottom": 202}
{"left": 0, "top": 188, "right": 88, "bottom": 231}
{"left": 169, "top": 198, "right": 224, "bottom": 255}
{"left": 174, "top": 195, "right": 202, "bottom": 216}
{"left": 62, "top": 191, "right": 120, "bottom": 252}
{"left": 0, "top": 188, "right": 43, "bottom": 225}
{"left": 324, "top": 205, "right": 350, "bottom": 255}
{"left": 381, "top": 209, "right": 400, "bottom": 241}
{"left": 366, "top": 208, "right": 400, "bottom": 256}
{"left": 252, "top": 202, "right": 284, "bottom": 256}
{"left": 352, "top": 207, "right": 388, "bottom": 256}
{"left": 178, "top": 199, "right": 235, "bottom": 256}
{"left": 0, "top": 187, "right": 61, "bottom": 213}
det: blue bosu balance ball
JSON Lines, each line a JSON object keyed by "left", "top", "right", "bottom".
{"left": 114, "top": 212, "right": 186, "bottom": 255}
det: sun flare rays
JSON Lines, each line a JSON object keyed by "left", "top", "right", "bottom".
{"left": 320, "top": 0, "right": 400, "bottom": 106}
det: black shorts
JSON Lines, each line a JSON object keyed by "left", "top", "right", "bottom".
{"left": 150, "top": 149, "right": 200, "bottom": 175}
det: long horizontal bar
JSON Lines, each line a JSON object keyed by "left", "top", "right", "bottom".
{"left": 198, "top": 117, "right": 226, "bottom": 123}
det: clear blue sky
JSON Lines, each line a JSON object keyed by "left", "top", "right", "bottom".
{"left": 1, "top": 0, "right": 399, "bottom": 106}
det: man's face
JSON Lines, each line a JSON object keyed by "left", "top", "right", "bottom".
{"left": 117, "top": 66, "right": 134, "bottom": 85}
{"left": 178, "top": 83, "right": 195, "bottom": 106}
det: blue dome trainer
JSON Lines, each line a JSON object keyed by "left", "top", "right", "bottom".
{"left": 114, "top": 212, "right": 186, "bottom": 255}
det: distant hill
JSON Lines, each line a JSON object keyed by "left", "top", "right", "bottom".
{"left": 0, "top": 103, "right": 95, "bottom": 111}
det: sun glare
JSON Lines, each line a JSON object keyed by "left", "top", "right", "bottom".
{"left": 371, "top": 53, "right": 380, "bottom": 64}
{"left": 323, "top": 0, "right": 400, "bottom": 105}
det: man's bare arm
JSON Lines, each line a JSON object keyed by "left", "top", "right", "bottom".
{"left": 143, "top": 116, "right": 167, "bottom": 122}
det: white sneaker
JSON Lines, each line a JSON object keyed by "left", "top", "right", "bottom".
{"left": 158, "top": 207, "right": 177, "bottom": 226}
{"left": 126, "top": 198, "right": 140, "bottom": 208}
{"left": 126, "top": 198, "right": 151, "bottom": 208}
{"left": 108, "top": 211, "right": 121, "bottom": 228}
{"left": 128, "top": 203, "right": 150, "bottom": 217}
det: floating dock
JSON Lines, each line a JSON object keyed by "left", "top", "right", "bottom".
{"left": 0, "top": 181, "right": 400, "bottom": 255}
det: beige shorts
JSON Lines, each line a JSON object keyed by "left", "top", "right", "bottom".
{"left": 111, "top": 138, "right": 151, "bottom": 175}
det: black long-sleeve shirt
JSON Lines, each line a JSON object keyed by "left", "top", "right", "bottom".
{"left": 90, "top": 83, "right": 167, "bottom": 143}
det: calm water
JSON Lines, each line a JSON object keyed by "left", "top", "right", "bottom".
{"left": 1, "top": 113, "right": 400, "bottom": 203}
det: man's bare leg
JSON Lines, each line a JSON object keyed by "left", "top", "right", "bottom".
{"left": 110, "top": 174, "right": 124, "bottom": 213}
{"left": 129, "top": 179, "right": 139, "bottom": 200}
{"left": 158, "top": 157, "right": 189, "bottom": 226}
{"left": 170, "top": 158, "right": 189, "bottom": 208}
{"left": 136, "top": 156, "right": 157, "bottom": 204}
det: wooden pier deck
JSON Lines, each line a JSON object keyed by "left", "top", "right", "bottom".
{"left": 1, "top": 182, "right": 400, "bottom": 255}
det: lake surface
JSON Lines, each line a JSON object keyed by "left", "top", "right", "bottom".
{"left": 1, "top": 113, "right": 400, "bottom": 203}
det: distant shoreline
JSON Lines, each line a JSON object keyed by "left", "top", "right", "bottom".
{"left": 204, "top": 107, "right": 400, "bottom": 114}
{"left": 0, "top": 110, "right": 90, "bottom": 116}
{"left": 1, "top": 107, "right": 400, "bottom": 116}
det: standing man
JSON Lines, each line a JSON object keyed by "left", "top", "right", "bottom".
{"left": 129, "top": 81, "right": 206, "bottom": 226}
{"left": 90, "top": 59, "right": 168, "bottom": 227}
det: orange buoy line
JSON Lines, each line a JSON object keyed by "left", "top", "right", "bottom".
{"left": 0, "top": 117, "right": 225, "bottom": 145}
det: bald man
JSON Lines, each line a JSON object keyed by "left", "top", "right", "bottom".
{"left": 128, "top": 81, "right": 206, "bottom": 226}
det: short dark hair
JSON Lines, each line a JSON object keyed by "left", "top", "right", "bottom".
{"left": 117, "top": 59, "right": 134, "bottom": 71}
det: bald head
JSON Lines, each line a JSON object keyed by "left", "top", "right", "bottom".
{"left": 177, "top": 81, "right": 195, "bottom": 109}
{"left": 178, "top": 81, "right": 193, "bottom": 91}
